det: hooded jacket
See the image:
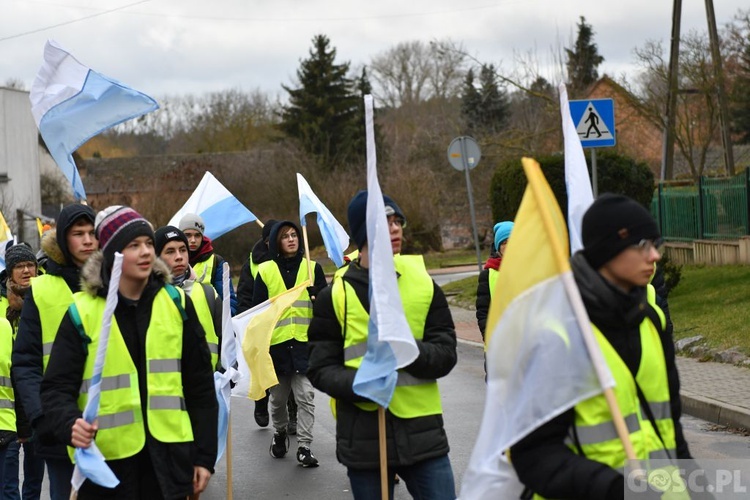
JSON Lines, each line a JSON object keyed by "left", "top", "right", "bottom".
{"left": 236, "top": 237, "right": 272, "bottom": 314}
{"left": 250, "top": 221, "right": 327, "bottom": 375}
{"left": 12, "top": 229, "right": 87, "bottom": 459}
{"left": 307, "top": 260, "right": 457, "bottom": 469}
{"left": 40, "top": 252, "right": 218, "bottom": 498}
{"left": 509, "top": 252, "right": 690, "bottom": 499}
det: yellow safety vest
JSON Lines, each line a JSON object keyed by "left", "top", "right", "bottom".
{"left": 249, "top": 257, "right": 260, "bottom": 280}
{"left": 257, "top": 259, "right": 313, "bottom": 345}
{"left": 30, "top": 274, "right": 74, "bottom": 372}
{"left": 191, "top": 283, "right": 219, "bottom": 369}
{"left": 488, "top": 268, "right": 499, "bottom": 297}
{"left": 193, "top": 255, "right": 215, "bottom": 286}
{"left": 332, "top": 255, "right": 442, "bottom": 418}
{"left": 0, "top": 318, "right": 15, "bottom": 432}
{"left": 533, "top": 285, "right": 682, "bottom": 499}
{"left": 0, "top": 297, "right": 8, "bottom": 319}
{"left": 68, "top": 286, "right": 193, "bottom": 461}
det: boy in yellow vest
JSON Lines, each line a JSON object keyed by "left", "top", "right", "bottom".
{"left": 510, "top": 194, "right": 692, "bottom": 499}
{"left": 40, "top": 206, "right": 218, "bottom": 499}
{"left": 307, "top": 191, "right": 458, "bottom": 499}
{"left": 251, "top": 221, "right": 327, "bottom": 467}
{"left": 13, "top": 204, "right": 97, "bottom": 500}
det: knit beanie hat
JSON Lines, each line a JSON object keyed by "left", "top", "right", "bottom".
{"left": 154, "top": 226, "right": 189, "bottom": 256}
{"left": 262, "top": 219, "right": 278, "bottom": 242}
{"left": 493, "top": 221, "right": 514, "bottom": 250}
{"left": 347, "top": 190, "right": 406, "bottom": 250}
{"left": 179, "top": 213, "right": 205, "bottom": 236}
{"left": 582, "top": 194, "right": 661, "bottom": 269}
{"left": 5, "top": 243, "right": 37, "bottom": 274}
{"left": 56, "top": 203, "right": 96, "bottom": 264}
{"left": 95, "top": 206, "right": 154, "bottom": 266}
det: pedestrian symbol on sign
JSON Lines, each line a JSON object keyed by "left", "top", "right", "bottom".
{"left": 575, "top": 102, "right": 613, "bottom": 141}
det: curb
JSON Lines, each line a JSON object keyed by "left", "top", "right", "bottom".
{"left": 681, "top": 392, "right": 750, "bottom": 430}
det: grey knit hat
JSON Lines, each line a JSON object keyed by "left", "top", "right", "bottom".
{"left": 4, "top": 243, "right": 37, "bottom": 274}
{"left": 179, "top": 213, "right": 205, "bottom": 235}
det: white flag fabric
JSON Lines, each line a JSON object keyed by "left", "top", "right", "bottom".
{"left": 30, "top": 40, "right": 158, "bottom": 201}
{"left": 297, "top": 173, "right": 350, "bottom": 268}
{"left": 168, "top": 171, "right": 257, "bottom": 240}
{"left": 351, "top": 95, "right": 418, "bottom": 408}
{"left": 214, "top": 262, "right": 239, "bottom": 464}
{"left": 71, "top": 253, "right": 123, "bottom": 491}
{"left": 560, "top": 83, "right": 594, "bottom": 254}
{"left": 460, "top": 159, "right": 613, "bottom": 499}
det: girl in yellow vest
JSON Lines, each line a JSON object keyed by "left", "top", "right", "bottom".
{"left": 510, "top": 194, "right": 693, "bottom": 499}
{"left": 40, "top": 206, "right": 218, "bottom": 499}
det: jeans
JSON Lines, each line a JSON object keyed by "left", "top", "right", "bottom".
{"left": 2, "top": 441, "right": 44, "bottom": 500}
{"left": 347, "top": 454, "right": 456, "bottom": 500}
{"left": 45, "top": 458, "right": 74, "bottom": 500}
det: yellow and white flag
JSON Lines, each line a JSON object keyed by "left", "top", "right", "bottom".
{"left": 460, "top": 158, "right": 614, "bottom": 499}
{"left": 231, "top": 283, "right": 307, "bottom": 400}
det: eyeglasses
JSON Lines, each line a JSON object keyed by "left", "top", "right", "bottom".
{"left": 13, "top": 262, "right": 36, "bottom": 271}
{"left": 631, "top": 239, "right": 664, "bottom": 256}
{"left": 280, "top": 232, "right": 298, "bottom": 241}
{"left": 388, "top": 216, "right": 406, "bottom": 229}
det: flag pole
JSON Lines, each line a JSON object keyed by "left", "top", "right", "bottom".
{"left": 226, "top": 422, "right": 233, "bottom": 500}
{"left": 256, "top": 220, "right": 264, "bottom": 228}
{"left": 301, "top": 225, "right": 314, "bottom": 285}
{"left": 378, "top": 407, "right": 388, "bottom": 500}
{"left": 522, "top": 158, "right": 637, "bottom": 462}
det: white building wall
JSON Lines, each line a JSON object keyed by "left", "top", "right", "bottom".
{"left": 0, "top": 87, "right": 42, "bottom": 248}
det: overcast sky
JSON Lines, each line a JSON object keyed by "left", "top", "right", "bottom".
{"left": 1, "top": 0, "right": 747, "bottom": 101}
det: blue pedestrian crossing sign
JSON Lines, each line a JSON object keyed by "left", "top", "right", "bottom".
{"left": 569, "top": 98, "right": 616, "bottom": 148}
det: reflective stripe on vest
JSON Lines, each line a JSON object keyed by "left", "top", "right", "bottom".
{"left": 257, "top": 259, "right": 313, "bottom": 345}
{"left": 193, "top": 255, "right": 215, "bottom": 286}
{"left": 332, "top": 254, "right": 442, "bottom": 418}
{"left": 190, "top": 283, "right": 219, "bottom": 369}
{"left": 0, "top": 319, "right": 15, "bottom": 431}
{"left": 69, "top": 286, "right": 193, "bottom": 462}
{"left": 571, "top": 305, "right": 675, "bottom": 470}
{"left": 31, "top": 274, "right": 74, "bottom": 372}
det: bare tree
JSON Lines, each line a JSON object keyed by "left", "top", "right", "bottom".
{"left": 369, "top": 39, "right": 467, "bottom": 107}
{"left": 630, "top": 32, "right": 724, "bottom": 179}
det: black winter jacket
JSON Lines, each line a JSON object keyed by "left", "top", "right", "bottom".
{"left": 510, "top": 252, "right": 690, "bottom": 500}
{"left": 307, "top": 260, "right": 457, "bottom": 469}
{"left": 236, "top": 237, "right": 271, "bottom": 314}
{"left": 12, "top": 230, "right": 84, "bottom": 459}
{"left": 40, "top": 252, "right": 218, "bottom": 499}
{"left": 251, "top": 221, "right": 327, "bottom": 376}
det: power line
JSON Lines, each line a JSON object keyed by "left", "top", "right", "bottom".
{"left": 0, "top": 0, "right": 150, "bottom": 42}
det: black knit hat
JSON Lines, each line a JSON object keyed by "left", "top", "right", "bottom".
{"left": 347, "top": 190, "right": 405, "bottom": 250}
{"left": 5, "top": 243, "right": 37, "bottom": 274}
{"left": 154, "top": 226, "right": 189, "bottom": 256}
{"left": 262, "top": 219, "right": 278, "bottom": 242}
{"left": 582, "top": 193, "right": 661, "bottom": 269}
{"left": 56, "top": 204, "right": 95, "bottom": 264}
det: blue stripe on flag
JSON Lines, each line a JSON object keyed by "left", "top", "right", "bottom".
{"left": 199, "top": 196, "right": 257, "bottom": 240}
{"left": 352, "top": 318, "right": 400, "bottom": 407}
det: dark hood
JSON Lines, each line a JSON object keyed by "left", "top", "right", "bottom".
{"left": 251, "top": 238, "right": 271, "bottom": 265}
{"left": 55, "top": 204, "right": 95, "bottom": 265}
{"left": 570, "top": 251, "right": 649, "bottom": 334}
{"left": 268, "top": 220, "right": 303, "bottom": 260}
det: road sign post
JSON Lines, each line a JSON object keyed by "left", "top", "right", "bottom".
{"left": 568, "top": 98, "right": 616, "bottom": 196}
{"left": 447, "top": 136, "right": 483, "bottom": 272}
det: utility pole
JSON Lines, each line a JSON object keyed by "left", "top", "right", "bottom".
{"left": 705, "top": 0, "right": 735, "bottom": 176}
{"left": 662, "top": 0, "right": 682, "bottom": 181}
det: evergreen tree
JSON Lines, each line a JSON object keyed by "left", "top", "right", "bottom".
{"left": 565, "top": 16, "right": 604, "bottom": 95}
{"left": 280, "top": 34, "right": 361, "bottom": 169}
{"left": 732, "top": 41, "right": 750, "bottom": 144}
{"left": 460, "top": 65, "right": 509, "bottom": 136}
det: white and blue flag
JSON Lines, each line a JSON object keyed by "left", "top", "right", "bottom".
{"left": 297, "top": 173, "right": 350, "bottom": 268}
{"left": 351, "top": 95, "right": 418, "bottom": 408}
{"left": 30, "top": 40, "right": 158, "bottom": 201}
{"left": 168, "top": 171, "right": 257, "bottom": 240}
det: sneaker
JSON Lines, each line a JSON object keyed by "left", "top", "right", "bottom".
{"left": 254, "top": 396, "right": 269, "bottom": 428}
{"left": 296, "top": 446, "right": 319, "bottom": 468}
{"left": 270, "top": 431, "right": 289, "bottom": 458}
